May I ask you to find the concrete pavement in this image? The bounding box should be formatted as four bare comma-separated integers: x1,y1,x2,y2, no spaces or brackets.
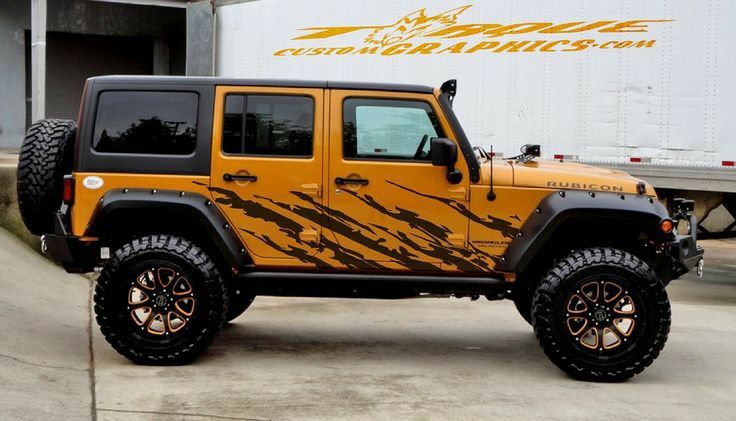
0,227,734,420
0,228,91,420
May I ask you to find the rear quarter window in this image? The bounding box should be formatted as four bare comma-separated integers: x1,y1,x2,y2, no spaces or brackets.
92,91,198,155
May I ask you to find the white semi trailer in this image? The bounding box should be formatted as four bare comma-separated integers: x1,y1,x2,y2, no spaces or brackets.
212,0,736,233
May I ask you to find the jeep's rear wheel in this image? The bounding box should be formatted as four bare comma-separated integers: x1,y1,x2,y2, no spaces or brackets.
532,248,670,382
94,235,228,364
17,119,76,235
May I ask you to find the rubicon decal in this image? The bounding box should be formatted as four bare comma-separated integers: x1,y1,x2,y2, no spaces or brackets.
546,181,624,192
275,4,671,57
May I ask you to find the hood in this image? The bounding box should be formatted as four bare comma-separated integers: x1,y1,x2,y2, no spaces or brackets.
510,160,656,196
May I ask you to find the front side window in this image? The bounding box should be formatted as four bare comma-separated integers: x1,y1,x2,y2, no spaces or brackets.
343,98,443,161
93,91,198,155
222,95,314,157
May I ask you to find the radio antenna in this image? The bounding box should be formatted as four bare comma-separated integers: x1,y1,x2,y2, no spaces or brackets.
487,145,496,201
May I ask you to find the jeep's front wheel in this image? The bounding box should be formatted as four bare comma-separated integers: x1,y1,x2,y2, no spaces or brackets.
532,248,671,382
94,235,228,365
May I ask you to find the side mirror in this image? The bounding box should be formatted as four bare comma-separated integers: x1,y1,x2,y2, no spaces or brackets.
430,137,463,184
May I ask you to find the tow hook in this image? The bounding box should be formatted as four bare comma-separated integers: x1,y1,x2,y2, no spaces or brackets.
40,235,48,255
696,258,705,278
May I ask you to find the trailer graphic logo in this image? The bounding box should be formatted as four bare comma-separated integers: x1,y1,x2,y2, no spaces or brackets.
364,5,471,47
274,5,671,56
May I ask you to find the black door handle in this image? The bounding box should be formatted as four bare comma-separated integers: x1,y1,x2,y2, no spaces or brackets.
335,177,369,186
223,173,257,182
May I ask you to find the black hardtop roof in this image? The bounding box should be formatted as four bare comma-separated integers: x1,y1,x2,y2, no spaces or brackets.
87,75,435,94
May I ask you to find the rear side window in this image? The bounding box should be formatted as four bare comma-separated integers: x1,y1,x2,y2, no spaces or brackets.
92,91,198,155
222,95,313,157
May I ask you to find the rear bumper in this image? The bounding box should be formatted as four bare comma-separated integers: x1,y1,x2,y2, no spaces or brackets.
42,209,98,273
42,234,97,273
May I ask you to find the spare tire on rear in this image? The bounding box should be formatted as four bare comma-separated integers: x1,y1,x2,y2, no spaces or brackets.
16,119,77,235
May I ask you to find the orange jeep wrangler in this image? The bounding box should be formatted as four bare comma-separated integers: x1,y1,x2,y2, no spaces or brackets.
17,76,703,381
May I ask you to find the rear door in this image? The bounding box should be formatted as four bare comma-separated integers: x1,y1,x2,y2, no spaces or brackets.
210,86,325,263
325,89,472,272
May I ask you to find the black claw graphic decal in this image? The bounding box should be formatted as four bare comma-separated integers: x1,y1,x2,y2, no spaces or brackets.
386,180,520,239
340,189,453,244
197,178,516,273
374,225,487,272
195,182,308,242
241,228,331,267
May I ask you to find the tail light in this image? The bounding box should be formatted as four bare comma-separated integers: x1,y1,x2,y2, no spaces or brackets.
62,175,74,205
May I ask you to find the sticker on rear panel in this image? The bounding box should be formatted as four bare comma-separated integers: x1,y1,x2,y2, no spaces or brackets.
82,176,104,190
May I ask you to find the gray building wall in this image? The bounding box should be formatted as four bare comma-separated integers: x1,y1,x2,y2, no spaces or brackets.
0,0,185,149
0,2,30,150
186,1,215,76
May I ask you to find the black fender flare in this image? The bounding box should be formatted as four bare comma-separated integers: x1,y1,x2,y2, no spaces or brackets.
86,188,249,267
495,190,670,273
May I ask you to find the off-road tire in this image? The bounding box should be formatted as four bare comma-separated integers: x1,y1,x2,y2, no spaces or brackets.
226,287,255,322
95,235,228,365
17,119,76,235
532,248,670,382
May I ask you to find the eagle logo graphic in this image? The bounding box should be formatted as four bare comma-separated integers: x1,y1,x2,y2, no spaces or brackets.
364,5,472,47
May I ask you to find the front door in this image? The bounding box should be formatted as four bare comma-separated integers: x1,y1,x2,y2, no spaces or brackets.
210,86,325,263
326,90,471,272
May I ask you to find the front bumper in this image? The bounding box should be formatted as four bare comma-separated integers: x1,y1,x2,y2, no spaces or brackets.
666,201,704,279
667,233,704,278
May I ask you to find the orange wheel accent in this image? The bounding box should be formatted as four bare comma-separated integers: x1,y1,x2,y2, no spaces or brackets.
603,282,623,303
167,311,187,333
157,267,176,288
566,317,588,336
602,327,622,349
566,294,588,314
136,270,156,291
175,298,196,316
130,307,152,326
612,317,636,336
579,327,599,350
172,277,193,296
129,266,196,337
613,295,636,315
580,281,599,302
128,287,149,305
565,279,639,352
147,313,166,335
